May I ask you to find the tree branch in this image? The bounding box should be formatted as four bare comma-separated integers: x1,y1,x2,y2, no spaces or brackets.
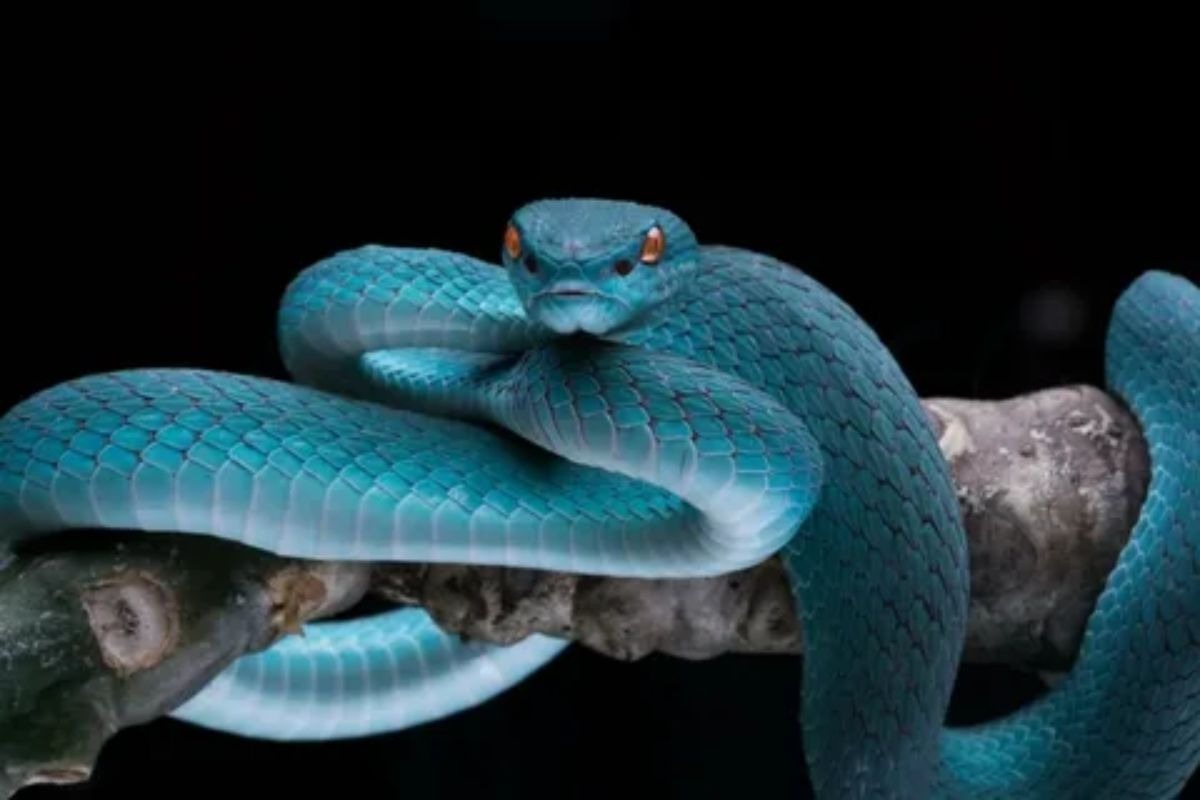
0,384,1147,797
372,384,1147,669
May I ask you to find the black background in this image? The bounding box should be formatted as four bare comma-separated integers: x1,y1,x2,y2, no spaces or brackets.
8,1,1198,798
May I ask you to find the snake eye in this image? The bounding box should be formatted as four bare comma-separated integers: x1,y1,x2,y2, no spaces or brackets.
504,223,522,260
640,225,665,264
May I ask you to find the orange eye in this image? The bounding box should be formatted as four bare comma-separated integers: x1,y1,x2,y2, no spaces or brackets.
504,223,522,260
640,225,665,264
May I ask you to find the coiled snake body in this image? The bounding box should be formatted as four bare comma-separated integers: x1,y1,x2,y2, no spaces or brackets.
1,199,1196,797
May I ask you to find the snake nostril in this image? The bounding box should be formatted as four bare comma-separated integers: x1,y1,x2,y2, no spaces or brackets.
524,253,538,274
614,259,634,277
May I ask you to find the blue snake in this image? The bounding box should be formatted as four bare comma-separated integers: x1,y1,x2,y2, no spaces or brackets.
0,198,1196,797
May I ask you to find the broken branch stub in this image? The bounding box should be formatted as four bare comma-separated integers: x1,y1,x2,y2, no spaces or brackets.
0,535,370,797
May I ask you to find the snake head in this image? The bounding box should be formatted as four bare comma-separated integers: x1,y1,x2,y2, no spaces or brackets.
501,198,700,336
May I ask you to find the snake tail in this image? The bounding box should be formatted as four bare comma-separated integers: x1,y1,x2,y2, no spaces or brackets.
933,271,1199,798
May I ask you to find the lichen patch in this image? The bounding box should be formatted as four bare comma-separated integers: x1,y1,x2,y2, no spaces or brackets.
266,566,328,637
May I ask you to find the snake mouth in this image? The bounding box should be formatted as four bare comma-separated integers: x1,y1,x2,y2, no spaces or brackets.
533,282,603,301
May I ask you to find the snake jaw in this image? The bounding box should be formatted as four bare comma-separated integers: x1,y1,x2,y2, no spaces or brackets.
525,290,633,336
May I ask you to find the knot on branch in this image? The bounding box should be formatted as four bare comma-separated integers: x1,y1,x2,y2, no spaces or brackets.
82,570,179,678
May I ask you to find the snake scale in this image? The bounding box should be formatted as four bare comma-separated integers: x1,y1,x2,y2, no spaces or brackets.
0,198,1196,797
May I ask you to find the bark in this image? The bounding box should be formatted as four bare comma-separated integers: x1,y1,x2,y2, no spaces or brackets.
0,384,1148,797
